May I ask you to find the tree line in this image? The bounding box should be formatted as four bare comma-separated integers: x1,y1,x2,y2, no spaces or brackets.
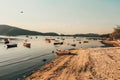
110,25,120,39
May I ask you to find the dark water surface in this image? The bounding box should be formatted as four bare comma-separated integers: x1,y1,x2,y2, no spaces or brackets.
0,36,104,80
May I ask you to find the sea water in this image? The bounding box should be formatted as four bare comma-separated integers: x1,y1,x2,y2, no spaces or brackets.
0,36,104,80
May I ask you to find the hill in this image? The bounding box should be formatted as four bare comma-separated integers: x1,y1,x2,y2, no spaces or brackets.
0,25,106,37
74,33,100,37
0,25,59,36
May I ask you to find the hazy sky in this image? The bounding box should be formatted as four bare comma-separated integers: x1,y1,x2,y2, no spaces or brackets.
0,0,120,34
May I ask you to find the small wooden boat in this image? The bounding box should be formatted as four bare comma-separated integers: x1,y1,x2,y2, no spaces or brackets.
83,41,89,43
36,36,38,39
71,44,76,47
56,50,71,55
7,43,17,48
42,59,47,62
5,41,9,44
23,43,31,48
79,42,81,44
45,38,50,41
45,39,51,43
61,38,65,40
54,42,63,45
51,39,56,40
4,39,10,44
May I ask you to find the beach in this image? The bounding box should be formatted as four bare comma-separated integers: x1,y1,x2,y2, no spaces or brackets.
0,0,120,79
25,47,120,80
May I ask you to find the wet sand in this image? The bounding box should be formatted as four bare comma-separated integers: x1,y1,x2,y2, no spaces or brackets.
25,47,120,80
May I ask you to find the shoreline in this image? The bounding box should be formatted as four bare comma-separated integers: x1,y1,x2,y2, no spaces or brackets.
25,47,120,80
100,40,114,47
101,40,120,47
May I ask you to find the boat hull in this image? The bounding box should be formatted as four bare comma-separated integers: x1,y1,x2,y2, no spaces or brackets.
7,44,17,48
23,43,31,48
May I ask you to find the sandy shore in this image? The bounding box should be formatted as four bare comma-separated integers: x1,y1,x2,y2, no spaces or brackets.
25,47,120,80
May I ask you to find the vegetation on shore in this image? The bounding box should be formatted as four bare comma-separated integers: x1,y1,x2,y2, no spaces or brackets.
110,25,120,39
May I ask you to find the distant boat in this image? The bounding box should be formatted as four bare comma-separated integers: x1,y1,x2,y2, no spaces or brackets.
7,43,17,48
36,36,38,39
45,38,49,40
20,11,23,13
54,42,63,45
50,39,56,40
45,39,51,43
30,37,32,39
79,42,81,44
55,50,71,55
42,59,47,62
61,38,65,40
83,41,89,43
23,43,31,48
4,38,10,44
71,44,76,47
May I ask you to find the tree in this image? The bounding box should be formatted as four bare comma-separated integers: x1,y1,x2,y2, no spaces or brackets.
110,25,120,39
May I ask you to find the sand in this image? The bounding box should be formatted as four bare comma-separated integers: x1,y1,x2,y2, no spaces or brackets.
25,47,120,80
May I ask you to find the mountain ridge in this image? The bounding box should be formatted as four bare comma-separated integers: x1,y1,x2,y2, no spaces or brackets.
0,25,59,36
0,25,107,37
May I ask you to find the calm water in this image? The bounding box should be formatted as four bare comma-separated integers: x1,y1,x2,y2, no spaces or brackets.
0,36,104,80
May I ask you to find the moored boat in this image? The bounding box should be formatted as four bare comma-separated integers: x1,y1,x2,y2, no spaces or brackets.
71,44,76,47
4,38,10,44
55,50,71,55
7,43,17,48
54,42,63,45
23,43,31,48
83,41,89,43
45,39,51,43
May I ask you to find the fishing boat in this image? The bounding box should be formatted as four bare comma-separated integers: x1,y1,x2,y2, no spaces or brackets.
71,44,76,47
42,59,47,62
45,38,50,41
7,43,17,48
23,43,31,48
54,42,63,45
83,41,89,43
55,49,71,55
79,42,81,44
4,38,10,44
45,39,51,43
